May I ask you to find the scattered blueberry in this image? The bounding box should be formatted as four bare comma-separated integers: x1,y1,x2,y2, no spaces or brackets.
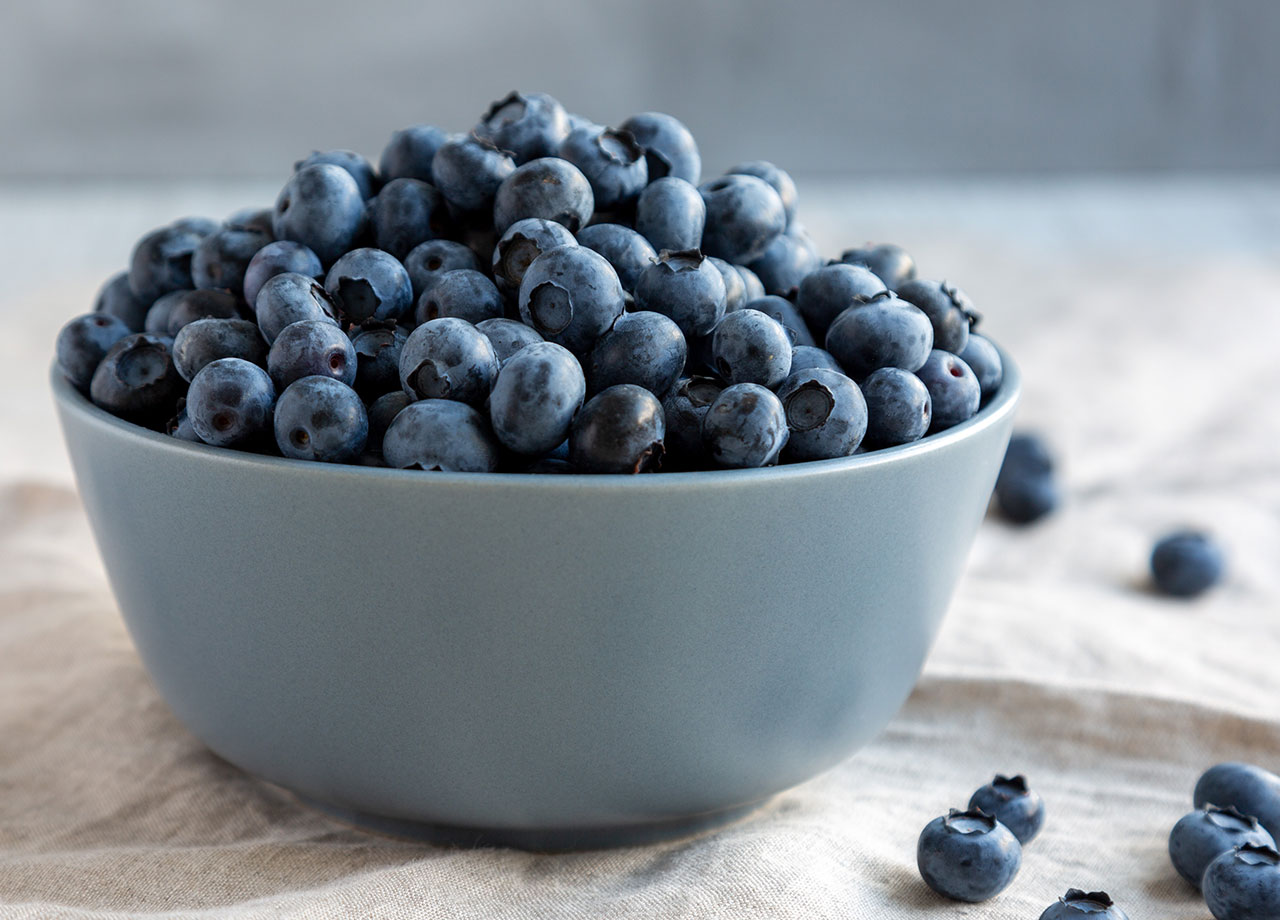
475,317,544,365
559,124,648,211
959,332,1003,399
379,124,449,183
186,358,275,447
493,217,579,297
517,245,625,356
254,272,342,344
916,349,981,431
619,112,701,184
775,368,866,461
383,399,500,472
861,367,932,447
57,313,135,392
89,333,185,425
569,384,666,473
324,247,413,324
367,178,452,261
575,223,657,294
842,243,917,291
994,433,1059,524
587,310,686,396
635,177,705,253
243,240,323,309
399,316,499,407
916,808,1022,903
267,319,358,390
796,263,887,337
896,279,978,354
1170,806,1275,888
493,157,595,235
128,222,208,303
273,163,366,264
349,321,409,398
968,775,1046,845
1196,764,1280,838
431,133,517,216
1151,531,1226,598
403,238,481,300
633,249,726,339
825,294,933,379
702,383,789,469
1203,844,1280,920
274,376,368,463
1037,890,1129,920
414,269,504,325
711,308,793,388
475,91,570,163
489,342,586,455
94,271,151,332
172,318,267,382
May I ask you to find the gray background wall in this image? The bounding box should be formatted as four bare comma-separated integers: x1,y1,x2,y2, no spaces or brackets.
1,0,1277,180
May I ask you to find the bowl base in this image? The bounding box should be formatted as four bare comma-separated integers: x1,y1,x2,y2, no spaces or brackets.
295,794,766,852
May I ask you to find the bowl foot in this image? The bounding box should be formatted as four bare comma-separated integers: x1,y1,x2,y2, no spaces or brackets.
295,794,767,851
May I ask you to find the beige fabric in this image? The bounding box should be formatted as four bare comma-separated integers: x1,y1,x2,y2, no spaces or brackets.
2,179,1279,918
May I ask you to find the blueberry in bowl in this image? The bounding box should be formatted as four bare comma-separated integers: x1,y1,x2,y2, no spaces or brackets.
52,95,1020,851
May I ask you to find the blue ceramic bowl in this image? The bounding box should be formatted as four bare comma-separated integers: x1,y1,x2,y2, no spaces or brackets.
53,354,1018,850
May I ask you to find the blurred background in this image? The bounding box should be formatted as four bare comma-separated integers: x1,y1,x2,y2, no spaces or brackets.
3,0,1278,179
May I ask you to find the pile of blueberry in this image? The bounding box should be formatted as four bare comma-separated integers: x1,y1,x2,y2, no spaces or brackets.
57,90,1005,473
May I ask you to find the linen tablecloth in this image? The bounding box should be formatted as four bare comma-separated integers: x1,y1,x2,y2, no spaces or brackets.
2,178,1278,918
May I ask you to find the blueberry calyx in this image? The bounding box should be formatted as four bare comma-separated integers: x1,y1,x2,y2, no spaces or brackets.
991,774,1031,796
943,807,998,834
1236,843,1280,865
595,128,644,165
528,282,574,334
854,289,895,306
656,249,705,272
941,280,982,327
782,380,835,431
1059,889,1116,911
1203,804,1264,832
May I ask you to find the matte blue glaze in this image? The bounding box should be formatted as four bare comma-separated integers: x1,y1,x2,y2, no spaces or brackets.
53,349,1019,850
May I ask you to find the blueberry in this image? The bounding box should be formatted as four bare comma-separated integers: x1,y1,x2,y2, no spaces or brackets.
403,239,481,300
274,376,368,464
569,384,665,474
489,342,586,455
618,112,701,184
517,245,625,356
399,317,499,407
295,149,379,201
349,321,408,399
186,358,275,447
324,248,413,324
89,333,185,425
702,383,788,469
493,157,595,235
741,295,816,348
1203,844,1280,920
273,164,366,265
223,206,275,236
254,272,341,344
728,160,798,225
57,313,135,392
699,174,786,265
861,367,932,447
662,376,724,469
746,232,821,298
493,218,579,297
167,402,202,443
796,263,887,338
896,279,978,354
635,177,705,253
379,124,449,183
1151,531,1226,598
94,271,151,332
1037,889,1130,920
191,226,271,298
128,222,208,303
414,269,504,325
736,265,766,302
144,290,188,336
825,294,933,379
842,243,917,291
431,133,517,216
706,257,747,313
586,311,686,396
366,390,411,456
916,349,981,431
633,249,726,339
916,808,1022,902
367,178,452,261
243,240,323,309
1000,433,1055,481
575,223,657,294
267,319,357,390
789,345,843,374
476,317,544,365
383,399,500,472
171,216,220,237
776,368,866,461
475,91,571,163
164,289,243,337
523,458,577,474
1196,764,1280,839
959,332,1003,398
1171,806,1275,888
996,472,1060,525
711,308,793,388
172,318,267,382
559,125,648,211
969,775,1046,845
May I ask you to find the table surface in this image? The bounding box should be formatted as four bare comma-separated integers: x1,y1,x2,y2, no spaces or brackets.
2,176,1278,918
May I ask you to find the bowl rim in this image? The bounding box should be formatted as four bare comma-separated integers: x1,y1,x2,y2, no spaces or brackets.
52,343,1019,491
